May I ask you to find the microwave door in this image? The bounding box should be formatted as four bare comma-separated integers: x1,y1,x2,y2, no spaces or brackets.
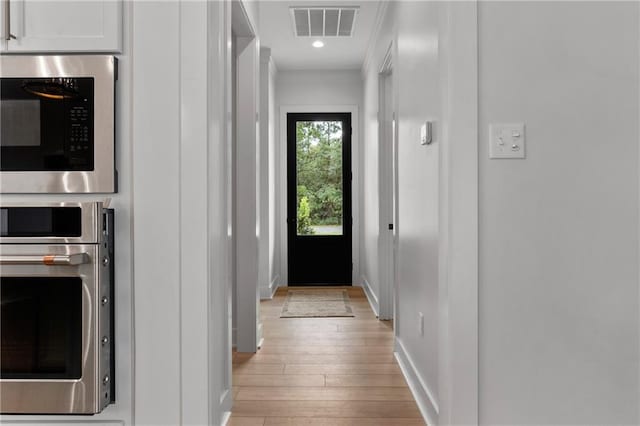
1,77,94,172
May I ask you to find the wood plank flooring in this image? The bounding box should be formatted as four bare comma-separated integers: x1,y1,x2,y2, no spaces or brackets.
229,286,425,426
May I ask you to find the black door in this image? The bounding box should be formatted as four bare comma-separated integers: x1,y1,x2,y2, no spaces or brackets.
287,112,352,285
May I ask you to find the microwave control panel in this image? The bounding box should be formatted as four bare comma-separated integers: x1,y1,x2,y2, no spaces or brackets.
67,104,93,167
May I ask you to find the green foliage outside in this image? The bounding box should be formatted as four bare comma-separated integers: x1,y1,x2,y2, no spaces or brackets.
296,121,343,235
297,195,313,235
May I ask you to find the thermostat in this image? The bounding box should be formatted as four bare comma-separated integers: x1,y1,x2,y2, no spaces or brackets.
420,122,433,145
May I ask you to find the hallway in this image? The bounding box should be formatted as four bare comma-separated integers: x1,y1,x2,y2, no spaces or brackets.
229,287,425,425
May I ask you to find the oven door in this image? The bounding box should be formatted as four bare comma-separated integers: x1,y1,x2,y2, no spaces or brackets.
0,244,110,414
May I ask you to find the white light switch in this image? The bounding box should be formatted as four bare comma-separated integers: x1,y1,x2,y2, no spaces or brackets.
490,123,526,159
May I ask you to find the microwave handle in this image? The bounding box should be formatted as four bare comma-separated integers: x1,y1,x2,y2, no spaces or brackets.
3,0,16,41
0,253,90,266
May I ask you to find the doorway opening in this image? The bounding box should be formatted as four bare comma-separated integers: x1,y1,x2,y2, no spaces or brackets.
286,112,353,285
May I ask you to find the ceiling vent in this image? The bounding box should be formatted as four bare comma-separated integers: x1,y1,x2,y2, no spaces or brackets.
290,7,359,37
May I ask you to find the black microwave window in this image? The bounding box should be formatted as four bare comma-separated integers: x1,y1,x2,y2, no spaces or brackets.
0,207,82,237
22,78,82,100
0,77,95,172
1,277,83,380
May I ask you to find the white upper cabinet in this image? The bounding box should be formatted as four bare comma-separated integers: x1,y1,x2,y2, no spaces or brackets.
2,0,121,53
0,0,7,51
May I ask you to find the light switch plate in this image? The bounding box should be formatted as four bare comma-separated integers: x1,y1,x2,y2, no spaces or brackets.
490,123,526,159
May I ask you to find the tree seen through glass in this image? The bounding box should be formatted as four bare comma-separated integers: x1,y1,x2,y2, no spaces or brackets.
296,121,343,236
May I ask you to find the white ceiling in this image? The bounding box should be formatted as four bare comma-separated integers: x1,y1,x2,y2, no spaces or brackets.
258,1,383,70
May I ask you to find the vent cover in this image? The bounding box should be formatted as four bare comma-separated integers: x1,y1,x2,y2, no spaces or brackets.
291,7,359,37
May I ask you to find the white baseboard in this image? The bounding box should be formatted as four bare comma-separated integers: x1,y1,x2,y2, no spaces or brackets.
220,388,233,425
394,338,439,425
260,274,280,300
361,275,379,317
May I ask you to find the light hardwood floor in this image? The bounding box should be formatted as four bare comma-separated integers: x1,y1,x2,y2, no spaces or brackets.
229,286,426,426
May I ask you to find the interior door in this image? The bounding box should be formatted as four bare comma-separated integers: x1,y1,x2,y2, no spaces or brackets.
287,112,352,285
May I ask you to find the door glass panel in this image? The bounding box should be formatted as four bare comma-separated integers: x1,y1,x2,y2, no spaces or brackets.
0,277,82,379
296,120,343,236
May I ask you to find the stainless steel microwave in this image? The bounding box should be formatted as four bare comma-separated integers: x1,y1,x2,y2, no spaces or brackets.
0,55,117,193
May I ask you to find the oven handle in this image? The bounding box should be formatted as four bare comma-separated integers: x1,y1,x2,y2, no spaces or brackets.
0,253,90,266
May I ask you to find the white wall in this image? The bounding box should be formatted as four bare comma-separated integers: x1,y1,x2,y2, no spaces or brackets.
362,1,640,424
478,2,639,424
132,3,181,422
366,7,455,423
277,70,363,106
393,2,444,422
276,70,363,285
363,2,640,424
363,3,451,423
131,0,232,424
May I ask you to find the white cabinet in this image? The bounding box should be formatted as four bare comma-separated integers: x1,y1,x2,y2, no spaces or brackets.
2,0,121,53
0,0,8,51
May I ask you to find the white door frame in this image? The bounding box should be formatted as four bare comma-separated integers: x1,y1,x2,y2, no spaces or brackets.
213,0,234,417
233,0,261,353
377,41,396,321
637,0,640,417
279,105,360,287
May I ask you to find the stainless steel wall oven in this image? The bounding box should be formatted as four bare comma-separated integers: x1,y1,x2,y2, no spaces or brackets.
0,55,117,193
0,202,114,414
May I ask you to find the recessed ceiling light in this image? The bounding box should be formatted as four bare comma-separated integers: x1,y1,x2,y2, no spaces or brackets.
312,40,324,48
